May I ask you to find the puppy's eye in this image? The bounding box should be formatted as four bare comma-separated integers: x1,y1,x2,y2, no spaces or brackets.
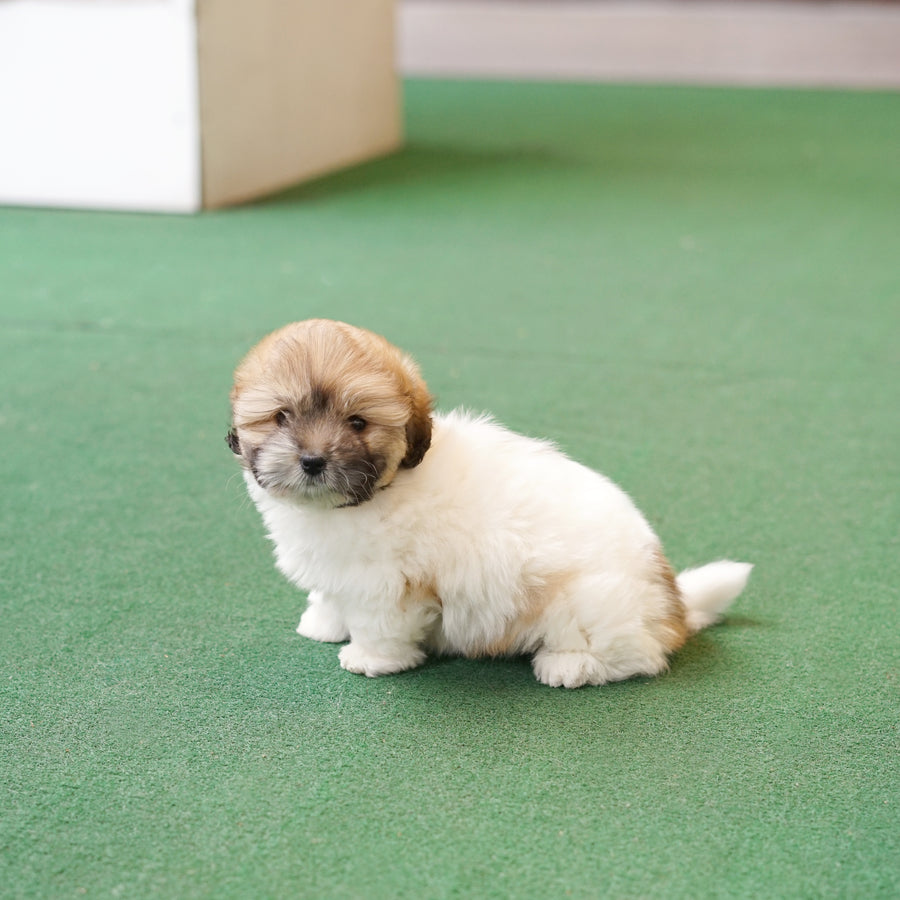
275,410,289,426
348,416,367,433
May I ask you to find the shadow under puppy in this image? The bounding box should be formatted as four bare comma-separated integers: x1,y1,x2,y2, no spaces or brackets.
227,319,751,688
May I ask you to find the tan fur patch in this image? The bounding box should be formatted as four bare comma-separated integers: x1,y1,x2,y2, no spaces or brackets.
477,570,575,658
232,320,428,425
648,546,689,653
401,577,443,612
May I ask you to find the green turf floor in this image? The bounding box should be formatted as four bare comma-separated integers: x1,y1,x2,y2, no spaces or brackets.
2,80,898,898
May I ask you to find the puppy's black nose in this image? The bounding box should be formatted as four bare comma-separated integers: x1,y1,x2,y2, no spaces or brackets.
300,454,327,477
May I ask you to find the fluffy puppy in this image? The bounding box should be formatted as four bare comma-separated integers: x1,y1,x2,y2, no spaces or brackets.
228,319,752,688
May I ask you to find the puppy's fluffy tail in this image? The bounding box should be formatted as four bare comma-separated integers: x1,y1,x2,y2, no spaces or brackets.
677,561,753,633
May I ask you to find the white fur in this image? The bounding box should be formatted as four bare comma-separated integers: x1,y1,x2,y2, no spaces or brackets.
245,410,751,688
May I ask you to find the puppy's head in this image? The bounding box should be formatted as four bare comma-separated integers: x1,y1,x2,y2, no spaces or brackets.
227,320,433,507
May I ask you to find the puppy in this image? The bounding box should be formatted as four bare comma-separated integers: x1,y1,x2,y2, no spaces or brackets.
228,319,751,688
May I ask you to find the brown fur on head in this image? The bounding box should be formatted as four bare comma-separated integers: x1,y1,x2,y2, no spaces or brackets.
228,320,433,506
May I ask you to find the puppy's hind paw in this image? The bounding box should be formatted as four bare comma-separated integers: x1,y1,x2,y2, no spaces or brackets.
338,642,425,678
532,650,607,689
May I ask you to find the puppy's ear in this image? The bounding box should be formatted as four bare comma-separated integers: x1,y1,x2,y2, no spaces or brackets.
400,375,433,469
402,408,432,469
226,427,241,456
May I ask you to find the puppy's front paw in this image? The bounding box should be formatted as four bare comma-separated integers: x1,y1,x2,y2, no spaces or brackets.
338,642,425,678
297,598,349,643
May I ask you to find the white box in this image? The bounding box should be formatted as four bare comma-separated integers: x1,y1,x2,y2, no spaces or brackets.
0,0,401,213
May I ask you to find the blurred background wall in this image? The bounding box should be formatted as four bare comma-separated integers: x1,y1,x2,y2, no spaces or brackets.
398,0,900,88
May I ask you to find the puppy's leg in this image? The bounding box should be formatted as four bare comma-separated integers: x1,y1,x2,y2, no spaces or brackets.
338,592,440,678
531,622,605,689
297,591,350,643
531,575,671,688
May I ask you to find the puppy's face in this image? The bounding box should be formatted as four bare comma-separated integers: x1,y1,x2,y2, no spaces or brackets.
228,320,432,507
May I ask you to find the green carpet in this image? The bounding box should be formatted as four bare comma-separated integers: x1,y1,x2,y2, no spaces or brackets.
2,80,898,898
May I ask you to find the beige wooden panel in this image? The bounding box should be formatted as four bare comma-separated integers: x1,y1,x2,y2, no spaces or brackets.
197,0,401,208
